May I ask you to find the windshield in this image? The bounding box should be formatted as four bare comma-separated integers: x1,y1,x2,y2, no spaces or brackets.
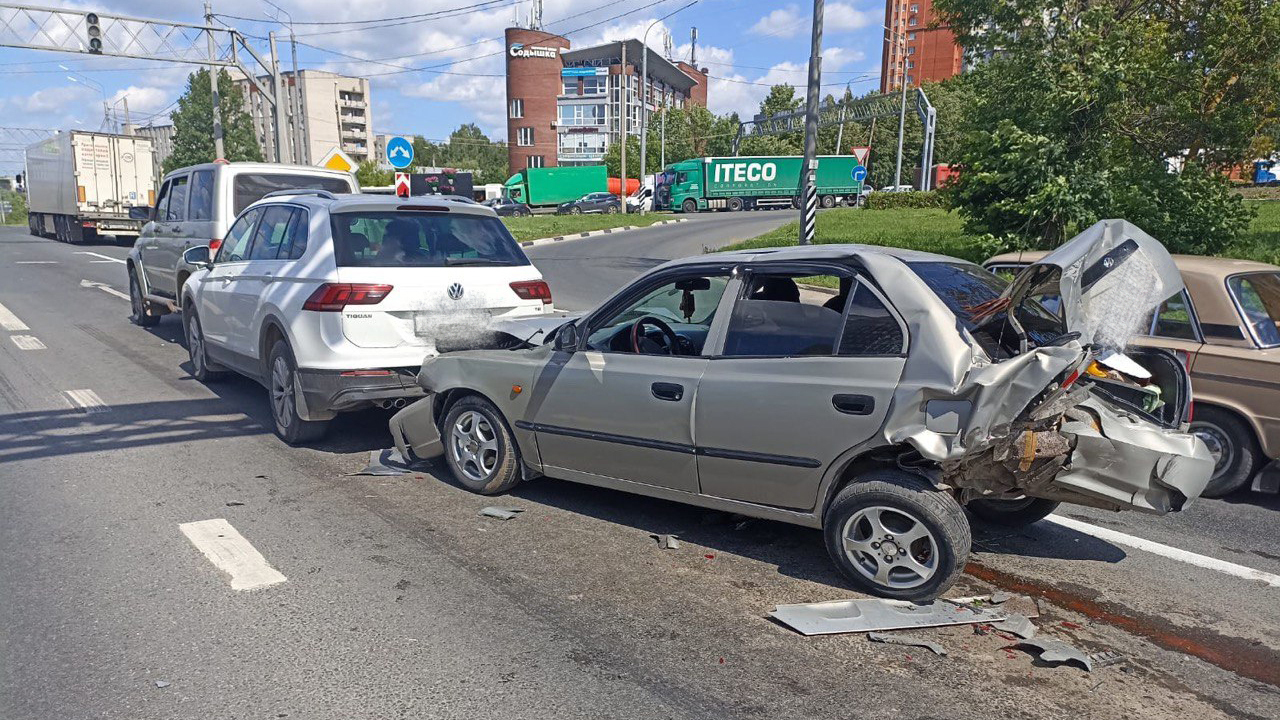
330,211,530,268
909,261,1062,356
232,173,353,215
1228,272,1280,347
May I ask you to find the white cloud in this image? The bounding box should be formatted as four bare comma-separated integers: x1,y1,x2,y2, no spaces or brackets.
827,2,881,32
748,5,806,39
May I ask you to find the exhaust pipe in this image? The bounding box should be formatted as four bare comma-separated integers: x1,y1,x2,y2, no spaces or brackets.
391,398,407,409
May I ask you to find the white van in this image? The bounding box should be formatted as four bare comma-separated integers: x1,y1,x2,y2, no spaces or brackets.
127,162,358,321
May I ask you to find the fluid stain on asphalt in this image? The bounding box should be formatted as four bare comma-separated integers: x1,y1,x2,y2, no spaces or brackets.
966,562,1280,688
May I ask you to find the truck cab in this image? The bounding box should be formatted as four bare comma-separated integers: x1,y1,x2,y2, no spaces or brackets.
665,160,704,214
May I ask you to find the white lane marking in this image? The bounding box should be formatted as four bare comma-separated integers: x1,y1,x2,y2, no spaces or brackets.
90,260,120,264
80,278,130,301
0,301,30,331
1046,514,1280,588
179,519,287,591
14,260,56,264
74,250,126,264
11,335,46,350
63,388,110,414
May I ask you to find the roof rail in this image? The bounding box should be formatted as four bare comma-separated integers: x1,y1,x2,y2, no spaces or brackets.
260,189,338,201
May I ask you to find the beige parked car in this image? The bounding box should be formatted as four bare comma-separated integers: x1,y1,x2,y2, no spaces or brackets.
986,251,1280,497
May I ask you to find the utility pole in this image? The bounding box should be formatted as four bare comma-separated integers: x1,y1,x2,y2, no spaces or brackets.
205,2,224,159
893,28,908,190
620,40,627,214
268,32,289,163
834,105,846,154
660,108,666,168
797,0,823,245
289,38,305,164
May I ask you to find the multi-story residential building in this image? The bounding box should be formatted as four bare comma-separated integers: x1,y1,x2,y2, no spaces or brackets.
880,0,964,93
234,69,374,165
134,122,175,179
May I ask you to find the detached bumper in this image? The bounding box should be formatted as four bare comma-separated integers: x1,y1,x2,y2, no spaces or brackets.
1252,459,1280,494
297,368,424,413
389,396,443,461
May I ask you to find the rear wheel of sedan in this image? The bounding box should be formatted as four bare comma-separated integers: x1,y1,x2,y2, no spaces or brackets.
823,469,970,601
966,497,1060,527
442,396,521,495
267,339,328,446
1192,407,1258,498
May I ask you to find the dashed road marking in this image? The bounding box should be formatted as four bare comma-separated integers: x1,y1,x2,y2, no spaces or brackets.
179,519,288,591
74,251,126,264
62,388,109,414
79,278,130,301
1046,514,1280,588
14,260,56,264
0,301,29,331
10,335,46,350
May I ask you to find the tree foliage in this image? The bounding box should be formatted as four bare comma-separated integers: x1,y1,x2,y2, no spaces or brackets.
933,0,1277,252
355,160,393,187
410,124,509,184
165,69,261,173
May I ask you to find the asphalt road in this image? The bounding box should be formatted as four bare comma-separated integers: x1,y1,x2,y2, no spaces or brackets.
1,221,1278,720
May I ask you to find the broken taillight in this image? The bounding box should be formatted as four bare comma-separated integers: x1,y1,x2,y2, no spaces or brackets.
303,283,393,311
510,280,553,305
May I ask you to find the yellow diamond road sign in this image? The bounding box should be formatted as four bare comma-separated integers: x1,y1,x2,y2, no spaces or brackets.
318,147,356,173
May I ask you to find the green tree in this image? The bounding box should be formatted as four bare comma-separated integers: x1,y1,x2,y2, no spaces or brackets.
165,68,261,173
355,160,392,187
1,188,27,225
602,134,642,178
933,0,1276,252
408,125,509,184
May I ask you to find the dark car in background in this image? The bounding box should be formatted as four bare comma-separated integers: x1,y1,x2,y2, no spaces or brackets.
484,197,532,217
556,192,620,215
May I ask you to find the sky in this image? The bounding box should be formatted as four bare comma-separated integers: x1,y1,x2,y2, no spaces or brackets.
0,0,889,172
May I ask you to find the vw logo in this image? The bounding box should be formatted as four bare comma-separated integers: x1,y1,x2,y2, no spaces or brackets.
447,283,464,300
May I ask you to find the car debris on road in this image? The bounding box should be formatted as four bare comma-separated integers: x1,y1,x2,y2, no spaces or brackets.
479,506,524,520
769,597,1008,636
650,533,681,550
1015,637,1096,671
867,631,948,656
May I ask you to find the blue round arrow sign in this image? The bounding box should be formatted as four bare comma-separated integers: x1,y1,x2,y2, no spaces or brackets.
386,136,415,170
851,165,868,183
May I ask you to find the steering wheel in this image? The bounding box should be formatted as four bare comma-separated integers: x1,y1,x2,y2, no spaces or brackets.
630,315,682,355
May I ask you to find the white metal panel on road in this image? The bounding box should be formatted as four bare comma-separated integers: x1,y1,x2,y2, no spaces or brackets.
0,301,29,331
179,519,288,591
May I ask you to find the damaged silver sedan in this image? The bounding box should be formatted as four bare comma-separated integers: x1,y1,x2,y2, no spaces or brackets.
389,219,1213,600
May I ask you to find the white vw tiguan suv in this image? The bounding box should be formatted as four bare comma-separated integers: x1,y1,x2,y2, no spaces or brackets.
177,191,554,444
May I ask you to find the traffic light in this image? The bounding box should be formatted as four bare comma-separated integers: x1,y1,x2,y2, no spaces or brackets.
85,13,102,54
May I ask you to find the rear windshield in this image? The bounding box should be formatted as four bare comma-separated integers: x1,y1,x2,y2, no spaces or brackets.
909,261,1061,356
1228,272,1280,347
330,211,530,268
233,173,353,214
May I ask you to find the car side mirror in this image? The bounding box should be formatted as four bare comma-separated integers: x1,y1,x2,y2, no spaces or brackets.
553,321,579,352
183,245,212,270
128,206,154,221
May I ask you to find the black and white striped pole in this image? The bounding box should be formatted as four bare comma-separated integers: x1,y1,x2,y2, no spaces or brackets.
797,0,823,245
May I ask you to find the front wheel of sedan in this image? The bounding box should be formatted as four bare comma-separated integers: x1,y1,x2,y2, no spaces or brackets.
442,396,521,495
823,469,970,601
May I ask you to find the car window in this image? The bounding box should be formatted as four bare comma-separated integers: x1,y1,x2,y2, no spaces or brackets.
1147,290,1198,341
910,261,1061,355
329,211,529,268
232,173,353,215
586,273,729,354
215,208,262,263
1228,272,1280,347
165,174,189,222
248,206,295,260
188,170,214,221
722,273,849,357
839,282,905,355
154,179,172,220
279,209,309,260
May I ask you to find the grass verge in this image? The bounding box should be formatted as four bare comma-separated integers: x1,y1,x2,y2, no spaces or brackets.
502,213,675,243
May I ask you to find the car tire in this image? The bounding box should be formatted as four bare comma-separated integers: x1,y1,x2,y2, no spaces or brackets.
442,395,521,495
1192,407,1258,498
966,497,1060,527
606,204,618,214
823,469,970,601
184,309,226,382
570,206,582,215
128,267,160,327
267,339,328,446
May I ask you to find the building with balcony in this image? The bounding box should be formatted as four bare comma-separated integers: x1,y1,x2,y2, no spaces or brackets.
504,28,707,171
234,69,374,165
880,0,964,93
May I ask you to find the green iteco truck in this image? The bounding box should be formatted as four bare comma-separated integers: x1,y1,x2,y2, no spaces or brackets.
503,165,607,209
661,155,864,213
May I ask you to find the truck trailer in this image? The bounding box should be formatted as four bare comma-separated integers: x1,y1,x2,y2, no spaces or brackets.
662,155,865,213
25,131,156,244
503,165,607,208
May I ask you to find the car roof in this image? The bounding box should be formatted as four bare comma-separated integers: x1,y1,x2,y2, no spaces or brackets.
985,249,1280,279
249,192,496,217
669,243,969,268
163,162,354,180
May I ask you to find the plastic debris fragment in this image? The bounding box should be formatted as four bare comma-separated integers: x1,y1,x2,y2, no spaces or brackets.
479,506,524,520
1016,638,1094,670
868,632,948,656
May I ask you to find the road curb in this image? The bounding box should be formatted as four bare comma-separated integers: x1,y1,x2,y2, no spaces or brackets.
518,218,688,247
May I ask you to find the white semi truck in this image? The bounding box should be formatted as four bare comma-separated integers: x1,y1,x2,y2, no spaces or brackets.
25,131,156,244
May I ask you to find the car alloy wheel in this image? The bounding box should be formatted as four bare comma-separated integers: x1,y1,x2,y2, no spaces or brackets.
841,505,939,590
271,355,295,431
449,410,499,482
188,316,206,374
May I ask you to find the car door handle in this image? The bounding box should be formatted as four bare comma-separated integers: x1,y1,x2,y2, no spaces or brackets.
651,382,684,402
218,275,232,284
832,394,874,415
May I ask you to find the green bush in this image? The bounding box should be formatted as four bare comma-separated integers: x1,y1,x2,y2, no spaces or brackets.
865,190,945,210
0,189,27,226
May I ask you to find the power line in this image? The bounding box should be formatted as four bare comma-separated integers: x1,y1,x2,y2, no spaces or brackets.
214,1,513,27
